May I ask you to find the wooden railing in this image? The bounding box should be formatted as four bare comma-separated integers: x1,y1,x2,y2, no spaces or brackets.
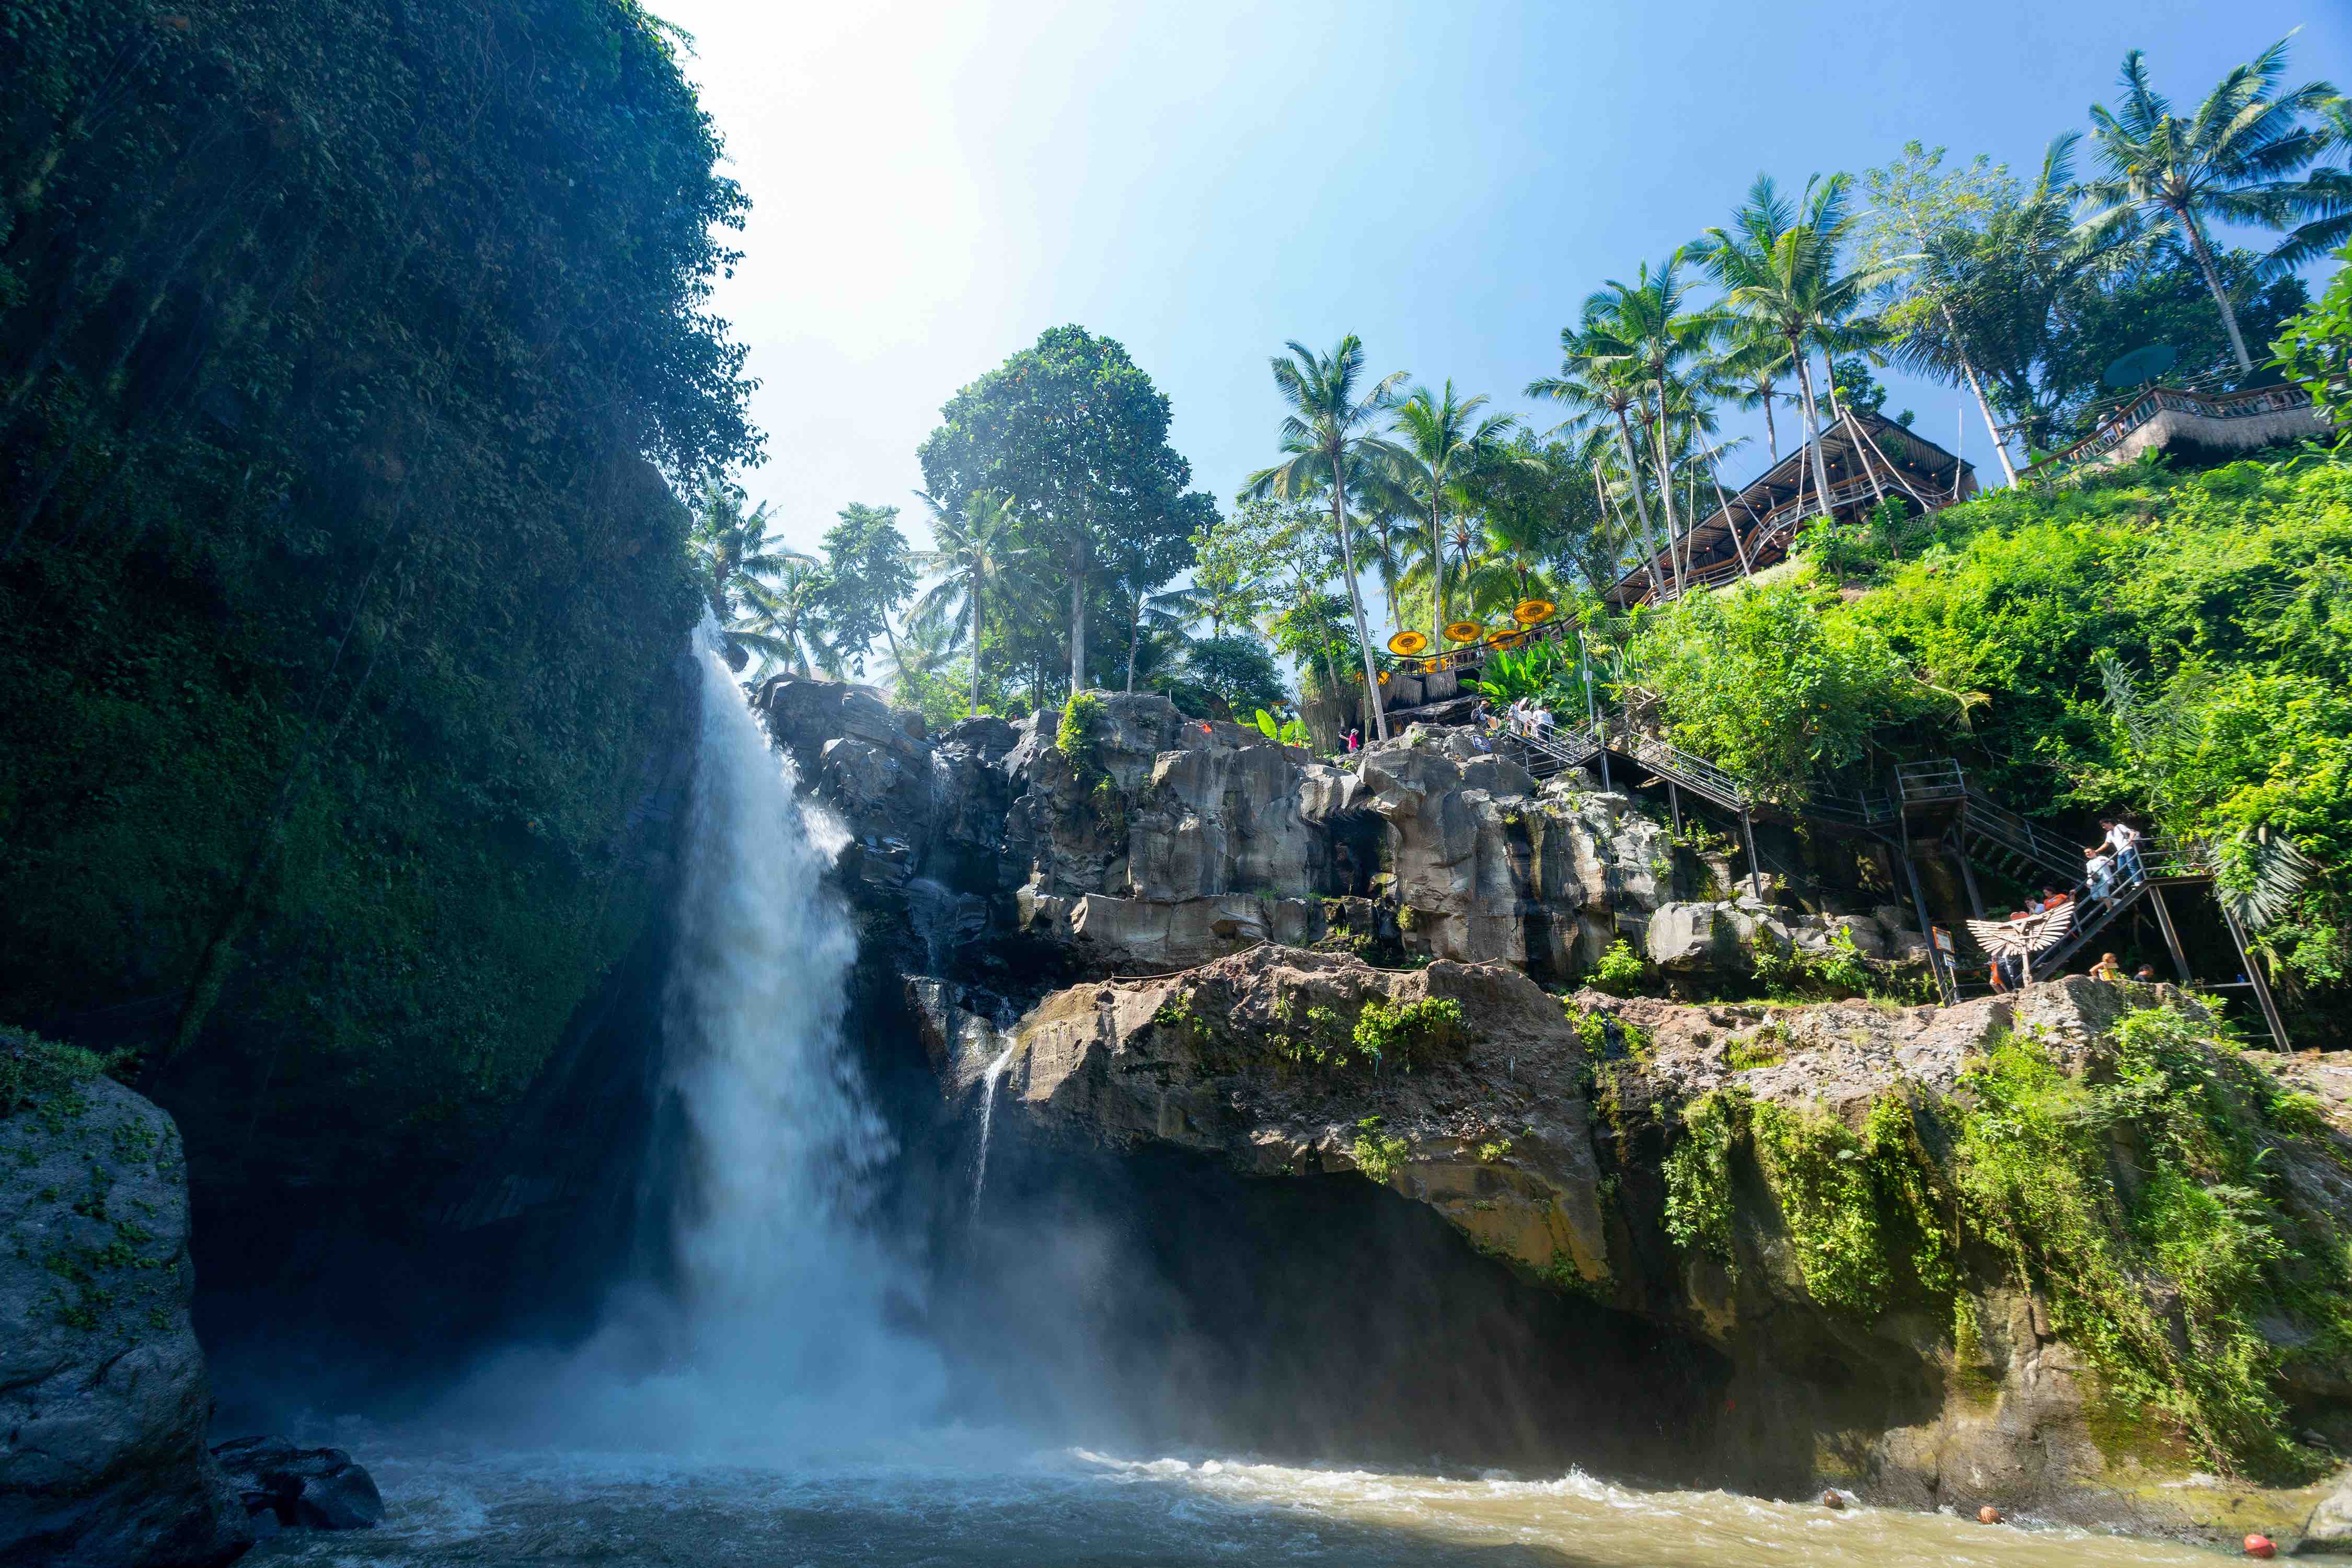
2022,383,2315,478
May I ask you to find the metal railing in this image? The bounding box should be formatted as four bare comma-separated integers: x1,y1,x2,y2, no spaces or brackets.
1894,758,1965,804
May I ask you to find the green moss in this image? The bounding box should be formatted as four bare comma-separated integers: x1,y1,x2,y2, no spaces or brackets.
1663,1089,1742,1264
1590,939,1645,996
0,1024,118,1129
1723,1024,1789,1070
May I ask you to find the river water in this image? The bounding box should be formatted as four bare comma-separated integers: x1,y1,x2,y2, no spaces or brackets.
246,1445,2223,1566
266,632,2222,1565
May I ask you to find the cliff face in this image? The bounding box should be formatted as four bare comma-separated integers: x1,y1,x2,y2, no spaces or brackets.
921,950,2352,1541
763,681,2352,1546
756,681,1922,985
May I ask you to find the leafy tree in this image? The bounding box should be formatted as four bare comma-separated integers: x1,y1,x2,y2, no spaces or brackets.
1107,490,1212,690
737,559,838,679
1242,337,1408,739
1529,325,1673,600
2073,38,2342,374
1388,381,1516,649
910,488,1024,717
2273,242,2352,436
1582,250,1722,592
1462,434,1619,598
917,326,1210,697
2046,249,2308,425
820,502,916,673
1626,580,1937,801
1173,635,1288,719
1157,515,1274,639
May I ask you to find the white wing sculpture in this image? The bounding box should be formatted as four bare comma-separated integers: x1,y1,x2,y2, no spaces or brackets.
1966,905,2076,984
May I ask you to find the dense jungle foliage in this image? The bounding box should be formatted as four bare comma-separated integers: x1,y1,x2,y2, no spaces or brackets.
0,1,755,1211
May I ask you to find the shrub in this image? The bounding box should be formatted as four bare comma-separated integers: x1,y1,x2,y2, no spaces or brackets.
1591,939,1645,996
1352,996,1468,1069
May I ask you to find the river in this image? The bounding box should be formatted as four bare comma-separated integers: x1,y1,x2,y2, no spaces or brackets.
244,1443,2226,1566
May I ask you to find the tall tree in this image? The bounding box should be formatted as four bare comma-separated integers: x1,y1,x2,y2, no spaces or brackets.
2074,38,2342,374
1529,334,1671,602
1156,514,1275,640
1694,173,1898,518
917,326,1209,697
1389,381,1516,650
1241,337,1406,740
1583,251,1720,595
910,488,1024,718
820,501,915,673
687,480,814,669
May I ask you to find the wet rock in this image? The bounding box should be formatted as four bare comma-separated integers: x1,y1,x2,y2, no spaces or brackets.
210,1437,384,1530
2303,1469,2352,1552
0,1069,252,1568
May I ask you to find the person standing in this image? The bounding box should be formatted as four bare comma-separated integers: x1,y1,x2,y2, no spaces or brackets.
2089,818,2143,884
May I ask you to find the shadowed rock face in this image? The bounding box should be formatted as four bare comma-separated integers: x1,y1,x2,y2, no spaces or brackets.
905,950,2352,1538
1,1076,251,1567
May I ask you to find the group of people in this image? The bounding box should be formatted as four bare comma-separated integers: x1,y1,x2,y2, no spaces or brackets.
1984,816,2152,993
1496,697,1553,741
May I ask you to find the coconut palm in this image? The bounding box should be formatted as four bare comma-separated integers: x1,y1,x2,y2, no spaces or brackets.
1715,325,1792,464
687,480,816,669
1529,332,1674,602
1693,173,1899,521
1241,337,1408,740
2074,39,2343,374
736,558,838,681
1387,382,1516,652
1581,251,1722,594
909,488,1023,718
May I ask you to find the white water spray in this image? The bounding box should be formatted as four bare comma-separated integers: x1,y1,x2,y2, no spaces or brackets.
970,1036,1021,1207
649,617,943,1436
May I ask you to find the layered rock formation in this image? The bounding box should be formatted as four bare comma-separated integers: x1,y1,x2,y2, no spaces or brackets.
1,1065,251,1567
756,681,1929,987
925,949,2352,1542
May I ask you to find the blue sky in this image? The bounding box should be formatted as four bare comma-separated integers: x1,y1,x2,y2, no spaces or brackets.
659,0,2352,573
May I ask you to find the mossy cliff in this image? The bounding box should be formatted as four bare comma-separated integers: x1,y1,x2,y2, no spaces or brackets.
0,0,748,1244
933,948,2352,1540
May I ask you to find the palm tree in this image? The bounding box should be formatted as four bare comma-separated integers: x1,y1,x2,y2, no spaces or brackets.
687,480,815,669
1530,335,1672,602
1715,325,1791,465
1242,337,1407,741
736,559,837,680
2074,39,2342,374
910,488,1022,718
1583,251,1721,595
1694,173,1898,521
1389,381,1516,653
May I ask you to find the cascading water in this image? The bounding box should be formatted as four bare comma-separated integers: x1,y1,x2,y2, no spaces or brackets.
969,1036,1022,1206
643,616,944,1440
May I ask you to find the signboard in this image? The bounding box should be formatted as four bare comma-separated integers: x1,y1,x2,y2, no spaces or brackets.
1931,926,1956,955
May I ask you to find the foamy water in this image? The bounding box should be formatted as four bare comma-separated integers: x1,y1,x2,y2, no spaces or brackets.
244,1447,2226,1566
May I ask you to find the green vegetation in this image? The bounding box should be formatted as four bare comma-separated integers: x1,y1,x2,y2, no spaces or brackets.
0,0,753,1203
1350,996,1468,1069
1590,940,1646,996
1659,1004,2352,1477
1,1024,116,1126
1350,1115,1411,1183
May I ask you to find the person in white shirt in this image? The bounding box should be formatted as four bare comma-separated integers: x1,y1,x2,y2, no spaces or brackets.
2083,846,2115,901
2088,818,2142,884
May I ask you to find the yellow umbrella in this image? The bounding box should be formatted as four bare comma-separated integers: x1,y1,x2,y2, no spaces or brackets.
1444,619,1485,644
1387,630,1429,656
1514,598,1557,625
1420,657,1442,673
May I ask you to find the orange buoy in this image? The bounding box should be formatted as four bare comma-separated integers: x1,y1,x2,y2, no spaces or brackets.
2245,1534,2277,1559
1819,1491,1844,1510
1977,1505,2002,1525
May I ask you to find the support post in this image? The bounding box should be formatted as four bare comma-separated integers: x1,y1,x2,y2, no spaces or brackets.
1898,848,1950,1005
1668,780,1682,837
1739,806,1765,901
2148,884,2193,985
2217,899,2291,1050
1954,843,1987,920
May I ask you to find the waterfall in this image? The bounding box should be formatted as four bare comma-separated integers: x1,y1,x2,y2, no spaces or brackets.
970,1036,1021,1207
621,620,943,1443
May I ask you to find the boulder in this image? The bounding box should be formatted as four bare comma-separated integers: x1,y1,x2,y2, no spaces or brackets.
210,1437,384,1531
2303,1469,2352,1553
0,1067,251,1567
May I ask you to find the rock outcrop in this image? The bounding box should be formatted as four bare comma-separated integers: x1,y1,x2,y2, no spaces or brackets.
211,1437,383,1535
1,1063,251,1567
755,682,1918,990
950,950,2352,1543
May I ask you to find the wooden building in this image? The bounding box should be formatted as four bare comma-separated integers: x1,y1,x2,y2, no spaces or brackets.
1604,410,1978,609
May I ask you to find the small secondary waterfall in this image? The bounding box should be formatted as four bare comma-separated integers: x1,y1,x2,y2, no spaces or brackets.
633,619,942,1438
970,1036,1021,1206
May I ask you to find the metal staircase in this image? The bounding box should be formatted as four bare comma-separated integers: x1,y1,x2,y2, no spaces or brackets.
1501,724,1601,780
